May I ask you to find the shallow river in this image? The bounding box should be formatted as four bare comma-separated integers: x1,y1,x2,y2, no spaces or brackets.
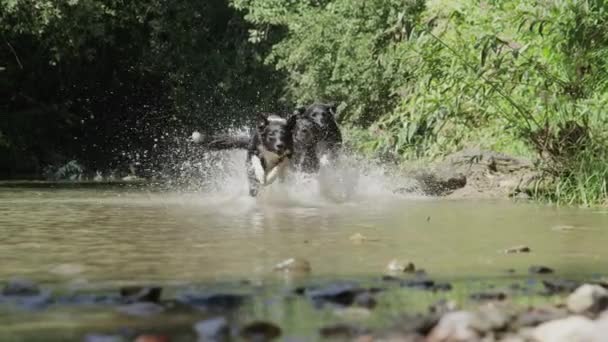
1,181,607,285
1,164,608,340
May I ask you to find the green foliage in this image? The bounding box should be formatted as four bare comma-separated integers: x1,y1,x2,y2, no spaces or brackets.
236,0,608,205
0,0,283,177
233,0,426,123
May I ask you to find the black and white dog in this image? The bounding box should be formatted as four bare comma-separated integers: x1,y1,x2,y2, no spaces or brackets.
192,103,342,197
245,113,297,196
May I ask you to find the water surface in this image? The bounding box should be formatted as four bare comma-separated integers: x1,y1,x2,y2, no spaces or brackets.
1,182,606,285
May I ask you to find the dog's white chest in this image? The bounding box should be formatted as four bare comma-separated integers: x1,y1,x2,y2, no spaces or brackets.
251,149,288,186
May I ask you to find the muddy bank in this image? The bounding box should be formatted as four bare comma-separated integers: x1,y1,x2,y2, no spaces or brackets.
398,148,539,200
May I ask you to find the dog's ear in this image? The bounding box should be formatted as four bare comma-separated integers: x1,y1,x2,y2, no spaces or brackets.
256,113,269,132
293,106,306,116
327,102,338,116
286,114,298,132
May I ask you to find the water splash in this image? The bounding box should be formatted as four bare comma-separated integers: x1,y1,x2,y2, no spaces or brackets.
154,128,425,205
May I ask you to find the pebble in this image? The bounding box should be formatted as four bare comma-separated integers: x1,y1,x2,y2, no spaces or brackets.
386,259,416,273
240,321,281,341
194,317,230,341
529,265,554,274
273,258,311,274
566,284,608,315
504,245,531,254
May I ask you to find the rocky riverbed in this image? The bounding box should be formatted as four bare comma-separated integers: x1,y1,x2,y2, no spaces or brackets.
2,262,608,342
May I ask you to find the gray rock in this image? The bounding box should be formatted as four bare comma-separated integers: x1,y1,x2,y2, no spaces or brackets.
194,317,230,341
116,302,164,317
2,278,40,296
516,306,569,327
532,316,595,342
504,245,531,254
83,334,125,342
567,284,608,315
529,265,554,274
240,321,281,341
427,311,480,342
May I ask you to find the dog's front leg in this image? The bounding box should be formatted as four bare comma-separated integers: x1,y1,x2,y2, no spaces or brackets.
246,154,263,197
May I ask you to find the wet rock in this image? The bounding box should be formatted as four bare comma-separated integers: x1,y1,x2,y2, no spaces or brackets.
516,306,569,327
306,283,366,307
413,171,467,196
56,293,121,306
177,293,247,311
401,279,436,290
273,258,311,274
319,324,366,339
353,292,377,309
529,265,554,274
333,307,372,320
567,284,608,315
531,316,595,342
386,259,416,273
134,335,170,342
240,321,281,341
395,314,441,335
429,299,458,315
83,334,125,342
116,302,165,317
2,278,40,296
0,278,51,310
474,303,514,332
504,245,531,254
542,279,580,295
120,286,162,303
469,291,507,301
427,311,479,342
194,317,230,341
49,263,84,276
350,233,378,244
381,275,402,282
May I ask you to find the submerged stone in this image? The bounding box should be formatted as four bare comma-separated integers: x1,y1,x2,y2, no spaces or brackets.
469,291,507,301
83,334,125,342
240,321,281,341
307,283,364,307
2,278,40,296
542,279,581,295
319,324,367,339
177,293,247,311
120,286,162,303
386,259,416,273
0,278,52,310
273,258,311,274
194,317,230,341
504,245,531,254
529,265,554,274
116,302,165,317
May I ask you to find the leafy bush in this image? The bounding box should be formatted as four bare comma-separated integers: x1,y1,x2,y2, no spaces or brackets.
235,0,608,205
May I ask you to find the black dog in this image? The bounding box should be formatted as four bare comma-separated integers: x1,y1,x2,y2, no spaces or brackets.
293,103,342,166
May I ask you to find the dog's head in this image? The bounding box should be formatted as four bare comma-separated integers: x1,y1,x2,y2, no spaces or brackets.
294,103,337,129
256,113,297,156
293,115,321,146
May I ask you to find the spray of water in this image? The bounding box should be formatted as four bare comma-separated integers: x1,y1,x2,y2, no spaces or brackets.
151,127,425,207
